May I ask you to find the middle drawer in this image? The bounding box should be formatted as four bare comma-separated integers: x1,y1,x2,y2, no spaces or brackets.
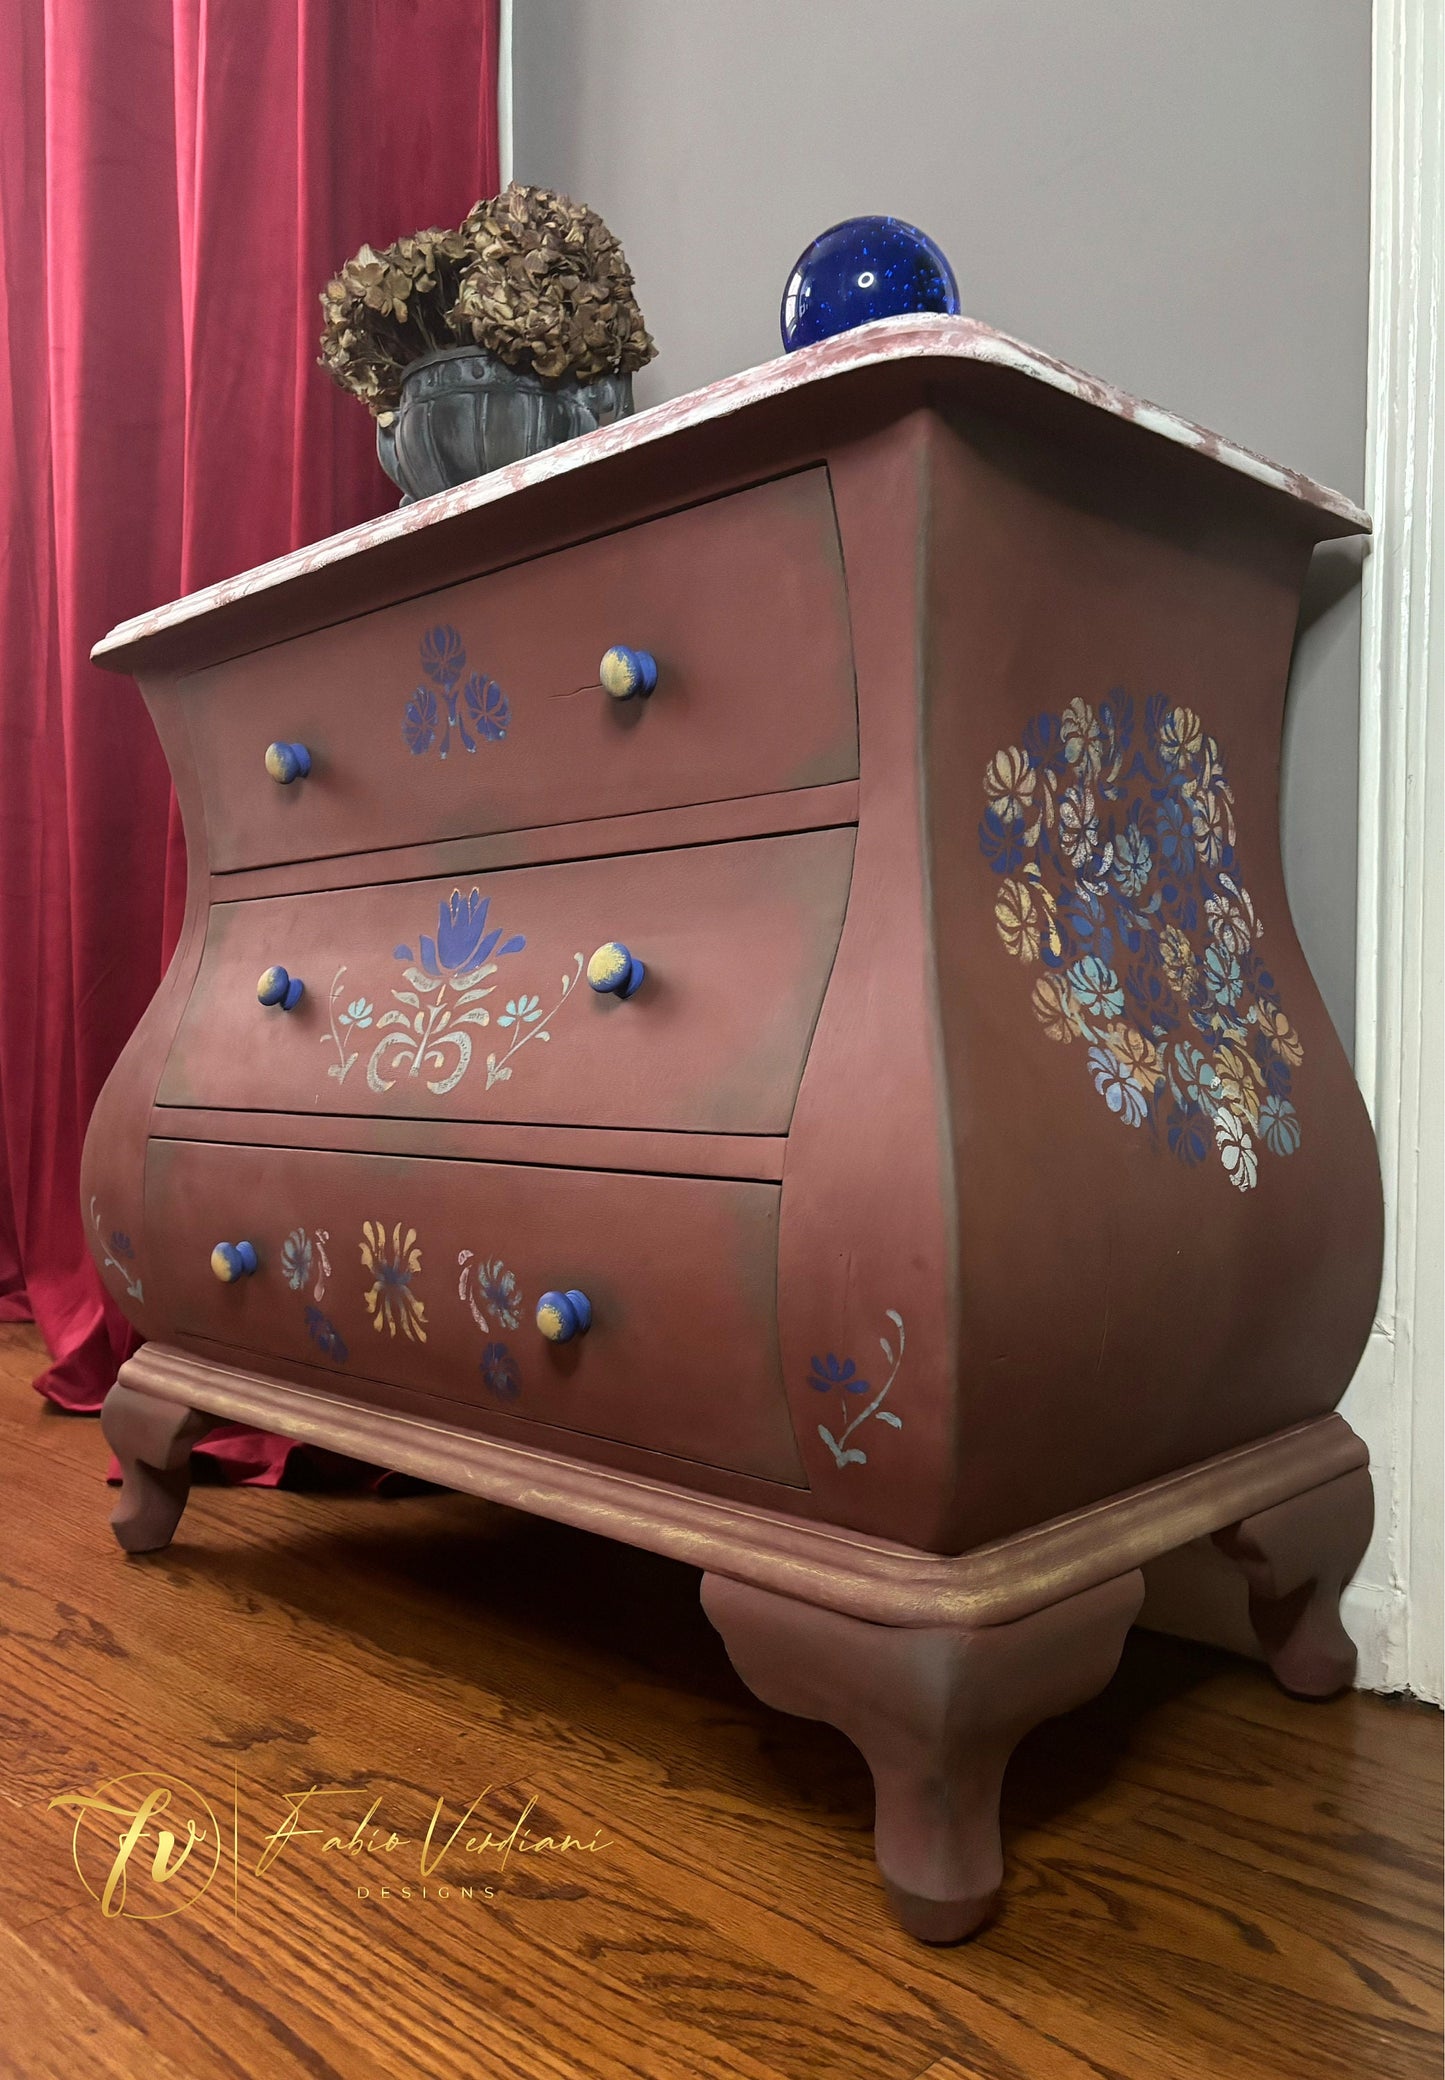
162,828,854,1133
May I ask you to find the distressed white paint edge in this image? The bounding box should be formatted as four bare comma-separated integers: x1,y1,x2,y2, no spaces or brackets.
496,0,514,188
92,314,1367,663
1345,0,1443,1701
1344,1577,1412,1691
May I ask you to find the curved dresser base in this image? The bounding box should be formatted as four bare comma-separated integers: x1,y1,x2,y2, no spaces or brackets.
106,1344,1372,1945
111,1342,1365,1623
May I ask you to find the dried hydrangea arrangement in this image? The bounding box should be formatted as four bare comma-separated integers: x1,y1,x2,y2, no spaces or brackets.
452,184,656,383
318,184,655,416
318,229,472,414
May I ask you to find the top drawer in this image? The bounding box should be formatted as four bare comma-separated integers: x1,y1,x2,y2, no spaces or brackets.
182,471,858,872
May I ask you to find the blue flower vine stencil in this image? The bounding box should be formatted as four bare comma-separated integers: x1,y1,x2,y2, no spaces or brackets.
979,691,1303,1193
811,1310,905,1469
458,1250,522,1332
403,624,510,758
320,984,373,1084
90,1198,142,1303
280,1224,348,1363
304,1306,349,1364
321,885,583,1099
280,1227,314,1291
458,1249,524,1400
480,1343,521,1401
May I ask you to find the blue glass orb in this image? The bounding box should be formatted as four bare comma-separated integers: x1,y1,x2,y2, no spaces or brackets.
781,216,959,352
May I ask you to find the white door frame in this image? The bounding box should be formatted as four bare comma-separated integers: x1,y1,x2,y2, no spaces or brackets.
497,0,515,187
1343,0,1443,1700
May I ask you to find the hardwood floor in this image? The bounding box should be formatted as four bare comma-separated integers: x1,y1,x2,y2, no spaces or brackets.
0,1321,1438,2080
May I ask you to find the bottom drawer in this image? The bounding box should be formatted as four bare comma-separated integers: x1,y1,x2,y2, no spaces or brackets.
144,1139,802,1485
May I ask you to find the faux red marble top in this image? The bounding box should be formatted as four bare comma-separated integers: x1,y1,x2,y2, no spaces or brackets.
93,313,1370,664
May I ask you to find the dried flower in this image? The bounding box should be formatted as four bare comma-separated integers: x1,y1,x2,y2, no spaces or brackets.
318,188,654,415
451,183,655,383
318,227,473,414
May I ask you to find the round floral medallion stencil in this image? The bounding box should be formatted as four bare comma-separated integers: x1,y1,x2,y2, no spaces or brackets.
978,690,1303,1192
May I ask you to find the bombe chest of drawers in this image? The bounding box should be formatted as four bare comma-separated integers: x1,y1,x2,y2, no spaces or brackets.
85,318,1382,1942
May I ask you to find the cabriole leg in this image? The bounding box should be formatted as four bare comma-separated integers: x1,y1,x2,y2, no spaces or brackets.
701,1568,1144,1943
1212,1466,1374,1697
100,1381,216,1553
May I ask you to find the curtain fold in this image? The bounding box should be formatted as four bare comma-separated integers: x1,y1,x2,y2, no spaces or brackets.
1,0,500,1472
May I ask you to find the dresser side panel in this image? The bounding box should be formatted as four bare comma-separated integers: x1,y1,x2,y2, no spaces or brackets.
80,679,210,1343
922,410,1382,1548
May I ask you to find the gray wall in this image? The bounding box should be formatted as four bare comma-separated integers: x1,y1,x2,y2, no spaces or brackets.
515,0,1371,1050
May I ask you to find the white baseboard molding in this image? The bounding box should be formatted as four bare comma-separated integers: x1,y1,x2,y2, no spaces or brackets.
1341,1577,1412,1694
1350,0,1444,1713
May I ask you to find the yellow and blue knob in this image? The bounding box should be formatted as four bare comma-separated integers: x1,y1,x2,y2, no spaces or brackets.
586,941,645,998
256,964,304,1011
210,1240,258,1283
264,740,311,784
598,646,657,701
536,1288,592,1343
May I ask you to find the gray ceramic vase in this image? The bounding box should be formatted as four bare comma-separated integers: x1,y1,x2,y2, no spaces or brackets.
376,346,635,502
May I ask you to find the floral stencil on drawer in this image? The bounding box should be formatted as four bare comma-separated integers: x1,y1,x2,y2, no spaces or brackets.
279,1224,348,1363
979,691,1302,1192
177,471,857,872
458,1251,524,1401
319,885,577,1100
144,1140,804,1484
162,829,854,1134
402,624,510,759
359,1221,428,1341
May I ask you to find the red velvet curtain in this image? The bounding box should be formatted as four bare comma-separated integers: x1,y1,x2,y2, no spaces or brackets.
0,0,500,1463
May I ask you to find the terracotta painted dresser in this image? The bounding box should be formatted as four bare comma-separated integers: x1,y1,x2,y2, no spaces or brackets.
85,317,1383,1943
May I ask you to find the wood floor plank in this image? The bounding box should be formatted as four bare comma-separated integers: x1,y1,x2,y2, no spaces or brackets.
0,1921,201,2080
0,1323,1439,2080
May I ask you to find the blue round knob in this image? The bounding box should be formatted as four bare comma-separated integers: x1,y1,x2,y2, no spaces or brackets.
586,942,645,998
536,1289,592,1343
256,965,304,1011
210,1240,258,1283
598,646,657,701
264,740,311,784
781,216,959,352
